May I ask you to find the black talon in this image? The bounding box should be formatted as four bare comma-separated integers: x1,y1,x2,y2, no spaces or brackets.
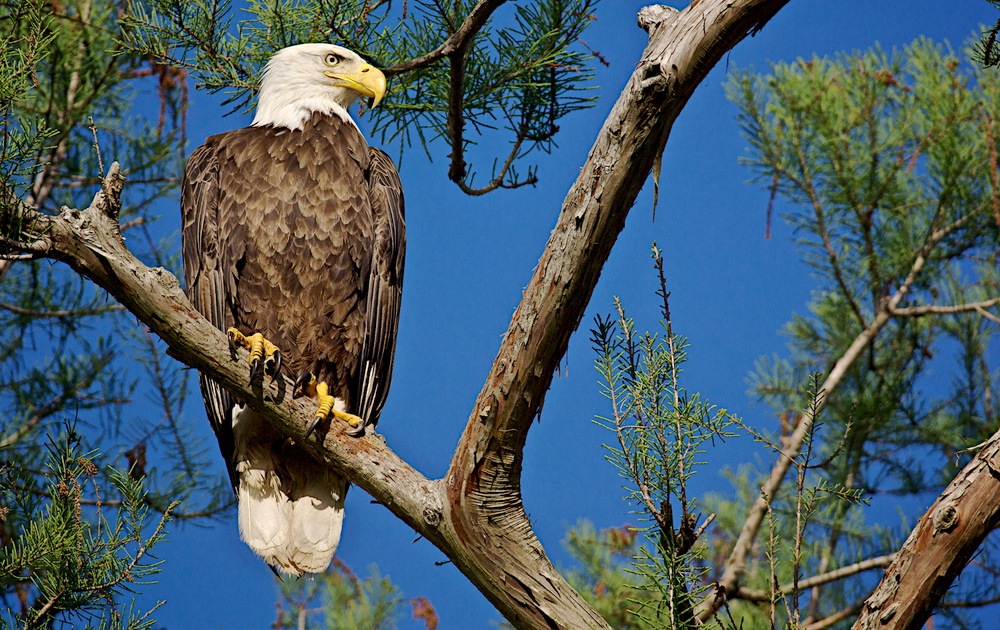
293,371,313,398
346,420,367,438
268,350,282,381
304,416,322,439
228,330,239,360
249,357,264,382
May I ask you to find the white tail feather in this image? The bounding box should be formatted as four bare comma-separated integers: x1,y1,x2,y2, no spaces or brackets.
233,405,347,575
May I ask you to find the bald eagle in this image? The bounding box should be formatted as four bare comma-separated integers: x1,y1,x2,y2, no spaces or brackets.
181,43,404,575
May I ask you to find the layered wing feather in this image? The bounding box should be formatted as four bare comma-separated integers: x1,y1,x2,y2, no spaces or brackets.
181,141,239,490
355,147,405,428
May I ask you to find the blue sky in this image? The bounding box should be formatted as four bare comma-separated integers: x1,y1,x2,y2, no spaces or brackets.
134,2,996,628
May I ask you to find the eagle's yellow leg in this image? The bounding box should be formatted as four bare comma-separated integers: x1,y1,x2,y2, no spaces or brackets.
295,374,363,437
315,382,363,428
228,328,282,380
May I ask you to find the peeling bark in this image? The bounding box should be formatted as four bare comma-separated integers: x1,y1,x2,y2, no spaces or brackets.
854,431,1000,630
10,1,792,627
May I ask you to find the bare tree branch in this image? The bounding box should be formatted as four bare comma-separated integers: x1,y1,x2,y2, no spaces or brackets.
804,600,865,630
382,0,507,75
737,554,896,602
941,594,1000,608
977,305,1000,325
427,0,538,193
443,0,790,624
0,301,124,318
889,297,1000,318
854,428,1000,629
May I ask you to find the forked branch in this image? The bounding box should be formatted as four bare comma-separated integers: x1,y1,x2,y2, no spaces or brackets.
15,2,793,627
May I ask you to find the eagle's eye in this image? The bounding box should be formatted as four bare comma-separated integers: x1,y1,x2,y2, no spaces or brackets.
324,52,341,66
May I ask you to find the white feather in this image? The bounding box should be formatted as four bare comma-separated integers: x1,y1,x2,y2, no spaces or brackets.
251,43,364,131
288,476,348,573
232,404,347,575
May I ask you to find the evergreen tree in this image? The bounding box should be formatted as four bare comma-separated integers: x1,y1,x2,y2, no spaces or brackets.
0,0,232,623
576,37,999,629
720,38,999,625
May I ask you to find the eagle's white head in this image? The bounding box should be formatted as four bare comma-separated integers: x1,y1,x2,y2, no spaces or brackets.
251,43,387,131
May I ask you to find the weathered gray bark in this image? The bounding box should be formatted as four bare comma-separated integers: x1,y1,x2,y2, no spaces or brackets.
853,430,1000,630
445,1,791,625
13,1,790,627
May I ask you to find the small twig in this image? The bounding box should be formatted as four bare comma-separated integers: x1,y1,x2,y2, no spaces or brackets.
801,599,865,630
692,512,715,541
737,553,896,601
889,296,1000,318
940,593,1000,608
453,132,537,195
0,234,50,255
383,0,507,75
88,116,104,177
120,216,148,231
977,305,1000,325
576,37,609,67
794,134,866,330
0,301,124,318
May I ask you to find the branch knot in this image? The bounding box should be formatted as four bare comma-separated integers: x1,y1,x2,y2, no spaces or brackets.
932,503,959,535
92,161,125,222
638,5,680,34
422,502,442,528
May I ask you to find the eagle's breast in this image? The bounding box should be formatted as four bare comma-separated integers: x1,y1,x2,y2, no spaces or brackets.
216,112,375,406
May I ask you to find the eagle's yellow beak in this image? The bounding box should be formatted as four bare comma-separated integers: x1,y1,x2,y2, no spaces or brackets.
325,63,386,108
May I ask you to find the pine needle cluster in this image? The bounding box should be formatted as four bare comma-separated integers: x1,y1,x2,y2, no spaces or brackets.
0,425,174,629
588,246,737,628
122,0,601,192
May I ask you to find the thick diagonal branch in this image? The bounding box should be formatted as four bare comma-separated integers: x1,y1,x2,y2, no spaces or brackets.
853,430,1000,629
444,0,790,626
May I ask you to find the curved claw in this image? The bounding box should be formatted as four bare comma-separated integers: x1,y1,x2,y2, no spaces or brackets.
249,357,264,382
345,420,367,438
293,371,314,399
268,350,282,381
303,415,323,439
227,329,240,360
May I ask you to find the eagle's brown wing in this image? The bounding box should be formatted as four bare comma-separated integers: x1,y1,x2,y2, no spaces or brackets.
354,147,405,429
181,138,241,491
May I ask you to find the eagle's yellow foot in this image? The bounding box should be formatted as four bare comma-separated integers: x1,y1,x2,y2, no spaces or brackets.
227,328,282,381
293,372,364,438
